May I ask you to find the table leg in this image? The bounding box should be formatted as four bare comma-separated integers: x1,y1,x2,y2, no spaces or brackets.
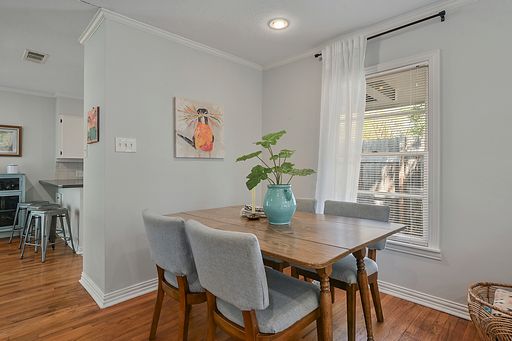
316,266,333,341
353,249,374,341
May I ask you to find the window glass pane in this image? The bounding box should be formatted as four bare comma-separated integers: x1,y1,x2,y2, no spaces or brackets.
357,193,428,246
360,64,429,245
358,155,426,195
362,106,427,153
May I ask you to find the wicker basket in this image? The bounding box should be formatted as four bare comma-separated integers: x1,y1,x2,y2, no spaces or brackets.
468,282,512,341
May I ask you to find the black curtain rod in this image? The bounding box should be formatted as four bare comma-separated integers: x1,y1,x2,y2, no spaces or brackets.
314,10,446,58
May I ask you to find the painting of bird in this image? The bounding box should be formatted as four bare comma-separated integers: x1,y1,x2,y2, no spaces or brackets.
175,97,224,158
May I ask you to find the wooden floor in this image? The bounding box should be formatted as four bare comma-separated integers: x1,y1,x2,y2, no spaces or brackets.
0,239,479,341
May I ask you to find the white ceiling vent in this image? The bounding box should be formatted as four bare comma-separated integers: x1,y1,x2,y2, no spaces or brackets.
23,49,48,64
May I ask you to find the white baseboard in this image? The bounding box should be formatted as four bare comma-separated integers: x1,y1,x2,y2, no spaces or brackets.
378,280,469,320
80,272,158,309
78,272,469,320
79,272,106,308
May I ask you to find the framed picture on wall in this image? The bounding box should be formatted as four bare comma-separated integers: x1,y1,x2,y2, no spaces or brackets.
174,97,224,159
0,125,22,157
87,106,99,144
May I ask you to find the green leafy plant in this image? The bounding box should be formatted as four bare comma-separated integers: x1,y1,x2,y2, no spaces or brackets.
236,130,315,190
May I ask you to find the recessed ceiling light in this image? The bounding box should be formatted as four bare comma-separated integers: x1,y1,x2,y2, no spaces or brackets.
268,18,289,30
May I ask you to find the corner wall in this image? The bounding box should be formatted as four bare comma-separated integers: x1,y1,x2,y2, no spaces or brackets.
82,17,262,298
263,0,512,309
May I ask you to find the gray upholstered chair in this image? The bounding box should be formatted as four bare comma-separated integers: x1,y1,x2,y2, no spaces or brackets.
291,200,390,341
185,219,322,340
296,198,317,213
142,210,206,341
262,198,317,272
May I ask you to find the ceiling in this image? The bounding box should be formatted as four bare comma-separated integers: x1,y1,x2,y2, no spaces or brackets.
0,0,447,97
0,1,94,98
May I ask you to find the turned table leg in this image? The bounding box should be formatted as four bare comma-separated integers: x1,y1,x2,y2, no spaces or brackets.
316,266,333,341
353,249,374,341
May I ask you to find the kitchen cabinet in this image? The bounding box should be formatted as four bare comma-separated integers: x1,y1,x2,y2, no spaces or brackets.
57,114,84,159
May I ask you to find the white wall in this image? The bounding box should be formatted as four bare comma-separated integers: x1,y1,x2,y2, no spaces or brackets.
83,23,107,291
263,0,512,305
83,18,262,294
56,97,83,117
0,90,56,201
262,57,322,198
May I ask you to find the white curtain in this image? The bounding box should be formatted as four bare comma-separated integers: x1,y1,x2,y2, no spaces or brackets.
315,35,367,213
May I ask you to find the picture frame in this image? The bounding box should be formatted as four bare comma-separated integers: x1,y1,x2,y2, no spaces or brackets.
87,106,100,144
174,97,224,159
0,125,22,157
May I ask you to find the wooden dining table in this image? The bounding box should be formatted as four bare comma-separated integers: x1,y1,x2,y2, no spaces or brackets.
168,206,405,341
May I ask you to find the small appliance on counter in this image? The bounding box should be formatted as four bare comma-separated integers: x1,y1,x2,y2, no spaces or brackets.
6,164,19,174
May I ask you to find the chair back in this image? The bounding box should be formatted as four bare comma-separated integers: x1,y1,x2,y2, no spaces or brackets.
323,200,390,250
142,210,200,282
186,219,269,311
296,198,317,213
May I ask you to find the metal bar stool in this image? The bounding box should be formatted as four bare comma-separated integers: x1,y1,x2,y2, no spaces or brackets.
21,205,76,262
8,201,49,244
20,204,60,257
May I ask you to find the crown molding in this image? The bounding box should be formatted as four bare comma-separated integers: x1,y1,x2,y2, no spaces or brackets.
0,86,83,100
80,8,262,71
0,85,54,98
263,0,478,71
79,8,105,45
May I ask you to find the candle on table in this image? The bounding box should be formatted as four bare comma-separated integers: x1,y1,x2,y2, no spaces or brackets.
251,188,256,214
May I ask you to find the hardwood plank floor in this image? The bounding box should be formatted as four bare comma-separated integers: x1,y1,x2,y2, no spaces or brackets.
0,239,478,340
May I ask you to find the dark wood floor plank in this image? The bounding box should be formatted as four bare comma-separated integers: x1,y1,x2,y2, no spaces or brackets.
0,239,478,340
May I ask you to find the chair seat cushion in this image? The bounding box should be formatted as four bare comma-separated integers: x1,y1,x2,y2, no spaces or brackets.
216,267,320,334
164,270,204,293
296,255,378,284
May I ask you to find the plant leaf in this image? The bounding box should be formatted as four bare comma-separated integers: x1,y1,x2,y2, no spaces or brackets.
255,130,286,147
278,149,295,158
245,165,271,190
236,151,261,162
279,162,295,174
288,168,316,177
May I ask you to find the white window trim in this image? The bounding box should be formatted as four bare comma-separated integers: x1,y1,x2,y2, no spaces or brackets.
365,50,441,260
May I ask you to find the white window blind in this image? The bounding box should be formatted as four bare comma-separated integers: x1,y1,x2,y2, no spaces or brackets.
357,64,430,246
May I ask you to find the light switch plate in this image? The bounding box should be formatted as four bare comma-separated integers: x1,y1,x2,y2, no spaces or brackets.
115,137,136,153
115,137,126,152
126,138,136,153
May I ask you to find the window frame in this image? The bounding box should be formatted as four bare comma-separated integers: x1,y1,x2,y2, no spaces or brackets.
363,50,441,260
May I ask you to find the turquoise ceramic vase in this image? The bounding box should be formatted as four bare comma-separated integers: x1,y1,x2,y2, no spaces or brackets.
263,184,296,225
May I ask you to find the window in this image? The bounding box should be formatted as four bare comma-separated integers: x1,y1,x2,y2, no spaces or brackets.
357,52,440,256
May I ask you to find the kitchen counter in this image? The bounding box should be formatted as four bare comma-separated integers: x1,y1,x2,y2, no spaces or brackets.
39,179,83,188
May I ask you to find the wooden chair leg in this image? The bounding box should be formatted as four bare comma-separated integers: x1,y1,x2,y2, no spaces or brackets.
316,317,324,340
291,267,299,279
242,311,259,341
150,273,165,340
206,292,216,341
347,286,357,341
330,284,336,304
370,279,384,322
178,298,191,341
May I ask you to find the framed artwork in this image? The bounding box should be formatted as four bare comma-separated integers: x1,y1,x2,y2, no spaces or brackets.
0,125,22,157
175,97,224,158
87,106,99,144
